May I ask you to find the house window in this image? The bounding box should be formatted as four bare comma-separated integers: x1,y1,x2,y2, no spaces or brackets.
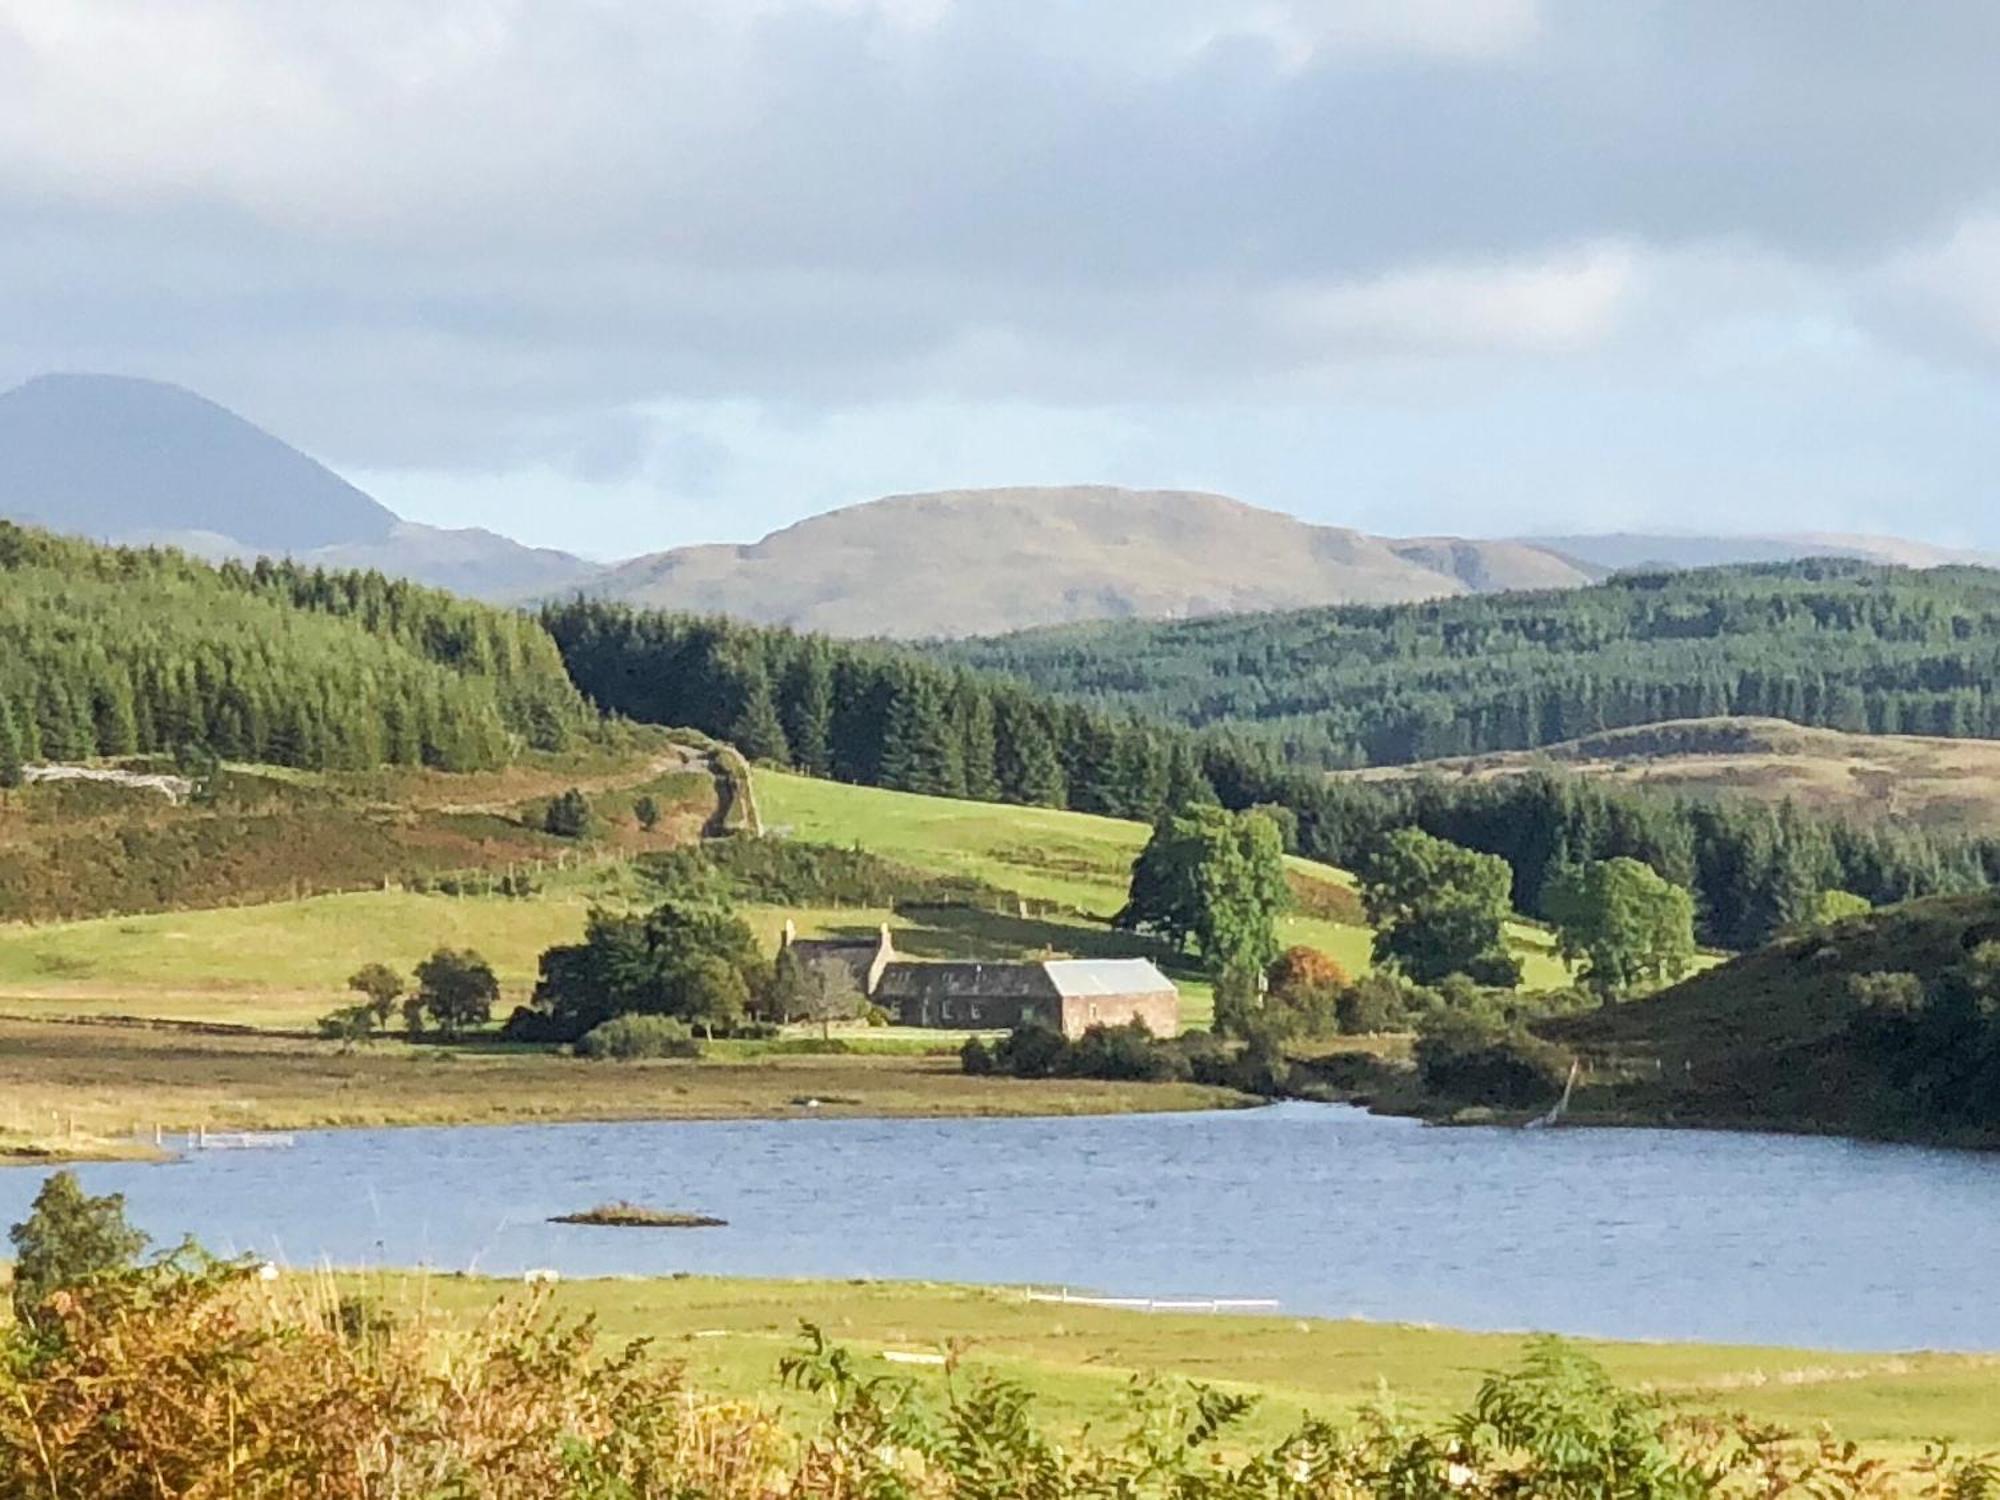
941,1000,955,1022
970,1002,982,1021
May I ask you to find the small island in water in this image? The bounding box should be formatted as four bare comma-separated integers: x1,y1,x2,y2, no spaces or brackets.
550,1201,728,1229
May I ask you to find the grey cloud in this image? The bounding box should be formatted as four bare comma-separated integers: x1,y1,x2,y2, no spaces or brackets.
2,0,1999,482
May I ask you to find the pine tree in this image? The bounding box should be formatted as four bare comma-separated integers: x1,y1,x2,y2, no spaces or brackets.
730,659,791,765
878,673,964,796
954,679,1000,801
0,700,23,789
993,693,1066,807
782,647,835,777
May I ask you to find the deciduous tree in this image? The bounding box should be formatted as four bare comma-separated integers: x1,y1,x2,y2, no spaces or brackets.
1542,857,1697,996
1117,806,1289,979
415,947,499,1039
1361,827,1522,988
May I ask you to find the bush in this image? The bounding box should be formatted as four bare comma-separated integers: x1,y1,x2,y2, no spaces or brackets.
1335,972,1415,1034
967,1022,1194,1085
7,1170,148,1331
992,1024,1070,1079
575,1014,704,1060
1063,1021,1189,1083
1414,1013,1573,1109
316,1003,379,1046
543,787,594,838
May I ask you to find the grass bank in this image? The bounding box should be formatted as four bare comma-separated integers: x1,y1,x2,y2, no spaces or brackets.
0,1018,1244,1156
365,1272,2000,1458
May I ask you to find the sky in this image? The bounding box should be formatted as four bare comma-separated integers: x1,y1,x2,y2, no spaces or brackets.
3,0,1998,560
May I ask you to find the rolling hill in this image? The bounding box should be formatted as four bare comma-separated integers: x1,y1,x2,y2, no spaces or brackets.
570,486,1599,637
0,373,602,599
1346,716,2000,833
1548,892,2000,1144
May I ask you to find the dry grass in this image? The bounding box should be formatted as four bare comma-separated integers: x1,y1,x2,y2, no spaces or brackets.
1346,715,2000,832
0,1017,1245,1150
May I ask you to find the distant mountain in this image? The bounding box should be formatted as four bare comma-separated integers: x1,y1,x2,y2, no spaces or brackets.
0,373,601,600
1530,531,2000,573
572,486,1601,638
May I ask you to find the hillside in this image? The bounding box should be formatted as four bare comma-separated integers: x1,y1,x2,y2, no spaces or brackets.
932,558,2000,767
0,522,593,772
569,486,1598,637
1547,893,2000,1143
0,764,1573,1034
1533,531,2000,573
0,374,601,599
1348,716,2000,832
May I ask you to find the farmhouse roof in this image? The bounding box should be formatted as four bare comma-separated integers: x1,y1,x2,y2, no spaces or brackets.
874,961,1059,1001
873,956,1175,1001
1041,958,1176,997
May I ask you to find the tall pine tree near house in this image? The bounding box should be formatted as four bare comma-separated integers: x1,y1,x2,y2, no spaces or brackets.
782,646,835,777
992,692,1066,807
729,657,791,765
954,676,1000,801
878,670,964,796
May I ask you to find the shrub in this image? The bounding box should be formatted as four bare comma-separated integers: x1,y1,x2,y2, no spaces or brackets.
575,1014,703,1060
993,1024,1070,1079
959,1035,997,1075
316,1003,379,1046
7,1170,148,1331
1415,1013,1572,1109
1336,972,1415,1034
1063,1021,1189,1083
543,787,594,838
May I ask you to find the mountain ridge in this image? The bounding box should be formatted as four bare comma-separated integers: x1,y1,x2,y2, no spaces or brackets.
0,373,603,601
7,372,1996,628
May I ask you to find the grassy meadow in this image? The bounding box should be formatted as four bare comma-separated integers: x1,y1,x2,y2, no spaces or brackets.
367,1272,2000,1458
0,762,1574,1037
0,1017,1240,1151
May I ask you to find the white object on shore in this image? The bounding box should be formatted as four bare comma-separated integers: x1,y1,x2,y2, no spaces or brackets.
1025,1288,1278,1314
523,1267,561,1285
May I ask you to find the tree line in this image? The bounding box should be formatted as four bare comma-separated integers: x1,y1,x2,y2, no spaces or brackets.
928,559,2000,767
0,523,593,775
543,600,2000,950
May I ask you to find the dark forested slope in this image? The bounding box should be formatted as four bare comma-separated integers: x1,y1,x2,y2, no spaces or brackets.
930,560,2000,767
0,523,592,772
544,602,2000,950
1552,893,2000,1142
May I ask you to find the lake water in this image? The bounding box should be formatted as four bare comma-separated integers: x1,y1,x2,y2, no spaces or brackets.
4,1103,1996,1351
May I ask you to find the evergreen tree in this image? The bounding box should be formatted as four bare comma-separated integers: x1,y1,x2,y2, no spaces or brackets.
955,678,1000,801
730,658,791,764
993,693,1066,807
878,673,964,796
8,1170,148,1329
0,701,23,790
782,646,835,777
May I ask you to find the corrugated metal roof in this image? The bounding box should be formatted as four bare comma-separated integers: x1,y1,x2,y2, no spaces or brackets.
1040,958,1176,997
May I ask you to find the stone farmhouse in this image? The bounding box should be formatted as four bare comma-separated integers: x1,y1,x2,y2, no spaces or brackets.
778,922,1179,1038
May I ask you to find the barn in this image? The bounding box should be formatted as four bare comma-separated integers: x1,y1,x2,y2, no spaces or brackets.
777,923,1179,1037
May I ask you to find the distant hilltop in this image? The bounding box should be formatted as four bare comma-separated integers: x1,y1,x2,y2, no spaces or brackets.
4,373,1992,631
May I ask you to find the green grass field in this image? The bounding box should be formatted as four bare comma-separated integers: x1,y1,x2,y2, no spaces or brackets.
380,1273,2000,1458
0,763,1573,1034
757,769,1573,994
